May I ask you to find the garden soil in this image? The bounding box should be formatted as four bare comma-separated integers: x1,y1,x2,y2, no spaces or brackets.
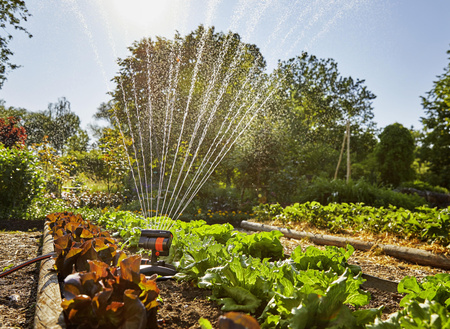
0,219,449,328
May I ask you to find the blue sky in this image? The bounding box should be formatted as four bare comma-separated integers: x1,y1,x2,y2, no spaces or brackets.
1,0,449,132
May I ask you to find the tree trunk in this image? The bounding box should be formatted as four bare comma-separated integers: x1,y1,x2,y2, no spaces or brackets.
346,120,351,182
334,126,347,180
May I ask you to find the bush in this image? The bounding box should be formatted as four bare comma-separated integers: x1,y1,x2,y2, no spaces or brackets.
400,180,449,194
27,195,104,220
60,190,126,209
298,177,427,210
26,196,67,220
0,145,44,218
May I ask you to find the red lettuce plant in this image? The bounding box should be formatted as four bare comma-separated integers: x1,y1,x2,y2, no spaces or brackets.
62,257,159,329
45,212,160,329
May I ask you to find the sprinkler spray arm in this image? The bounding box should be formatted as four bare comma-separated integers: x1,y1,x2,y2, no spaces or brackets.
138,229,177,277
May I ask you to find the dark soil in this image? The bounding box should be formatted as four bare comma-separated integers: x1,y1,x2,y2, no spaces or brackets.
157,280,223,328
1,219,448,328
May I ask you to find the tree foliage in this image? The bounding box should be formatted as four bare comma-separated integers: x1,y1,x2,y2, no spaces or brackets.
420,47,450,188
31,136,71,196
270,52,377,149
110,25,266,154
0,0,32,89
105,25,269,212
375,123,415,187
10,97,85,154
98,128,133,193
233,52,378,203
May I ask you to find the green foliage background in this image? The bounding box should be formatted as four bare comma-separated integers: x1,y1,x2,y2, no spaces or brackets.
0,144,43,218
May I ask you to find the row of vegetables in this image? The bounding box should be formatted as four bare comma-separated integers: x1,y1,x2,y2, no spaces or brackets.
46,212,160,328
252,202,450,245
48,206,450,328
98,210,450,328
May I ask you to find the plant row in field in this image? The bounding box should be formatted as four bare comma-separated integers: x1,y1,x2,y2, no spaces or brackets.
253,201,450,246
95,210,450,328
46,212,160,329
95,211,375,327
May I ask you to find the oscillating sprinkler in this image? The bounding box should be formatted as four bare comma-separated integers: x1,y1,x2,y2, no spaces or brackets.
139,229,177,277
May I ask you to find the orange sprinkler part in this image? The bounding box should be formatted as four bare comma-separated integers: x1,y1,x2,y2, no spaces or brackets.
155,237,165,251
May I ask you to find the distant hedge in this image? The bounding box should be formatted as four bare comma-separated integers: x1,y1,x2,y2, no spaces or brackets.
297,177,427,210
0,145,44,218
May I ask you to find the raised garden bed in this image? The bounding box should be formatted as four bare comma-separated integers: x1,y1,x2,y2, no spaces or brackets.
1,217,449,328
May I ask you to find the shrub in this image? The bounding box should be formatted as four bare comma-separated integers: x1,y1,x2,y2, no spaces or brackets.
26,196,67,220
0,145,44,218
0,116,27,148
298,177,426,210
60,190,126,209
400,180,449,194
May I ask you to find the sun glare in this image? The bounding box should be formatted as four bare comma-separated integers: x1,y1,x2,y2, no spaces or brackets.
111,0,171,31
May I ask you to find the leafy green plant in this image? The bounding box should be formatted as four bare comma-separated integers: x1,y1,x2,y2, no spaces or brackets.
253,201,450,245
368,273,450,328
227,231,284,260
398,274,450,310
261,270,380,329
368,300,450,329
26,196,67,220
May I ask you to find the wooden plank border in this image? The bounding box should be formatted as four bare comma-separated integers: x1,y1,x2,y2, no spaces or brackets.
241,220,450,270
34,225,65,329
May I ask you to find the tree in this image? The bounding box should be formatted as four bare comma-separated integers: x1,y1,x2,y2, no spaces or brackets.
270,52,377,150
64,128,89,154
235,118,283,203
0,0,32,89
46,97,81,153
241,53,377,187
106,25,268,213
420,47,450,188
0,99,27,118
98,128,133,193
23,110,53,145
24,97,84,154
375,123,415,187
30,136,69,196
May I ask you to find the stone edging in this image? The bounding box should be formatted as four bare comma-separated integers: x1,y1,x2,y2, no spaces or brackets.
34,225,65,329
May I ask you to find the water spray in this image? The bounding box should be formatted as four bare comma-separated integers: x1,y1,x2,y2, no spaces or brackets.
138,229,177,277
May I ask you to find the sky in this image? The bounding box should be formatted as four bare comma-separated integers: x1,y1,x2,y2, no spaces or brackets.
1,0,450,132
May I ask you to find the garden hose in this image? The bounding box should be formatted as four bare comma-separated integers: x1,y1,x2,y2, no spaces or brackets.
0,253,175,281
0,252,56,279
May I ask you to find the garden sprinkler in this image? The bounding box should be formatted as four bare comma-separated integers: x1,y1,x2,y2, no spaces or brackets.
138,229,177,277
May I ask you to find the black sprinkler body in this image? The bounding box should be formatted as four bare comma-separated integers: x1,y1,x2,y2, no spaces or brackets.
138,229,177,277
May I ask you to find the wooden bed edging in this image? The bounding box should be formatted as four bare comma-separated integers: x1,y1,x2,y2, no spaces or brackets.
241,220,450,270
34,225,65,329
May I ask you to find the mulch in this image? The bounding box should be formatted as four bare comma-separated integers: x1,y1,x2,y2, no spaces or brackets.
0,219,43,328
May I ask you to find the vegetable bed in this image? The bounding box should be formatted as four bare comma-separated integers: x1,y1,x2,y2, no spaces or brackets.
2,203,450,328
